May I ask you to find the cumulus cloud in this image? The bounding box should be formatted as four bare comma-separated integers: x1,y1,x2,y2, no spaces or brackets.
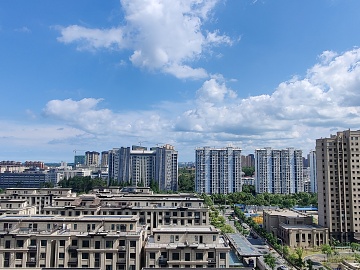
39,48,360,158
56,0,232,79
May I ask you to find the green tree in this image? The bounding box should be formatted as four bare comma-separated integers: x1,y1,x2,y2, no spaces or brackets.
178,168,195,192
295,247,304,268
242,166,255,177
264,253,276,270
321,244,332,260
354,254,360,263
150,180,160,193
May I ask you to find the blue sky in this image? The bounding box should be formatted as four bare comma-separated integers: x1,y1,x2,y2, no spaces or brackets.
1,0,360,162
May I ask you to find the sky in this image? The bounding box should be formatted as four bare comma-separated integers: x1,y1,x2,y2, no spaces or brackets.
1,0,360,162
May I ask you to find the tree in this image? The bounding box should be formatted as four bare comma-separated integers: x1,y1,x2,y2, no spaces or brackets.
242,166,255,177
178,168,195,192
354,253,360,263
264,253,276,270
294,247,304,268
321,244,332,260
150,180,160,193
351,242,360,252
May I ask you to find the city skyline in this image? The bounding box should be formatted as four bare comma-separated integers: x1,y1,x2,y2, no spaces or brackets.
1,1,360,162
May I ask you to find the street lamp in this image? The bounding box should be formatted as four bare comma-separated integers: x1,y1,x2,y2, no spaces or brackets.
278,238,284,258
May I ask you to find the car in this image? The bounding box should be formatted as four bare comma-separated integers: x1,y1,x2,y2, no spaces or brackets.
277,265,288,270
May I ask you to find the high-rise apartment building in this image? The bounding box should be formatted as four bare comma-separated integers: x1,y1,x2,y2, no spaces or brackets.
195,147,242,194
101,151,109,167
309,150,317,193
316,130,360,242
241,154,255,167
85,151,100,166
108,145,178,192
255,147,304,194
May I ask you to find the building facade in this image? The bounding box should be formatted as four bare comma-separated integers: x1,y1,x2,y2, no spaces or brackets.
195,147,242,194
263,209,328,248
255,148,304,194
0,215,146,270
316,130,360,242
309,150,317,193
144,226,230,268
108,145,178,192
85,151,100,166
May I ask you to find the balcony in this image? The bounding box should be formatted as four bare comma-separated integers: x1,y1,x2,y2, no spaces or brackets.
26,257,36,266
28,245,37,250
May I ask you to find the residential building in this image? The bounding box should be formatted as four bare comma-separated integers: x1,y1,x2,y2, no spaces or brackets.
309,150,317,193
74,155,86,167
108,145,178,192
316,130,360,242
255,148,304,194
101,151,109,167
0,170,61,189
241,154,255,168
0,188,76,214
263,209,328,248
85,151,100,166
0,214,146,270
42,189,209,234
195,147,242,194
144,225,230,268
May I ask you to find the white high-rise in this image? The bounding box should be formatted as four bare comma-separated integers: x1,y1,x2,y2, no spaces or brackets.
108,144,178,192
309,150,317,193
195,147,242,194
255,147,304,194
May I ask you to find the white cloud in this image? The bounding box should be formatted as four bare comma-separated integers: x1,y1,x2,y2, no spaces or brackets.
56,0,232,79
14,26,31,33
57,25,124,51
7,47,359,161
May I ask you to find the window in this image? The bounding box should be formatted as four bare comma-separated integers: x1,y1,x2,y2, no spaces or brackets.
16,240,24,248
196,253,203,260
59,253,65,258
220,253,226,259
106,241,113,248
185,253,191,261
59,240,65,246
172,253,180,260
95,241,101,249
119,240,125,246
73,224,77,230
82,240,90,248
40,253,46,259
130,241,136,247
16,253,23,259
82,253,89,259
130,253,136,259
71,240,78,246
41,240,47,247
150,253,155,259
106,253,113,259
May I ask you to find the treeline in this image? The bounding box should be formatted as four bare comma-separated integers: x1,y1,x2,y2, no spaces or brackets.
203,187,317,208
58,176,107,193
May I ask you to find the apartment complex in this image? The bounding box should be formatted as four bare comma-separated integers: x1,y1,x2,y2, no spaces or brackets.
0,187,230,269
144,226,230,268
255,148,304,194
263,209,328,248
108,145,178,192
195,147,242,194
316,130,360,242
0,214,146,270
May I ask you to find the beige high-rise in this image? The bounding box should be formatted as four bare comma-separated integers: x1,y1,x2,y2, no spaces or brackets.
316,130,360,242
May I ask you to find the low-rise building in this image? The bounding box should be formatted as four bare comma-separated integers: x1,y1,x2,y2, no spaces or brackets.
263,209,328,248
0,214,147,270
0,199,37,215
144,225,230,268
